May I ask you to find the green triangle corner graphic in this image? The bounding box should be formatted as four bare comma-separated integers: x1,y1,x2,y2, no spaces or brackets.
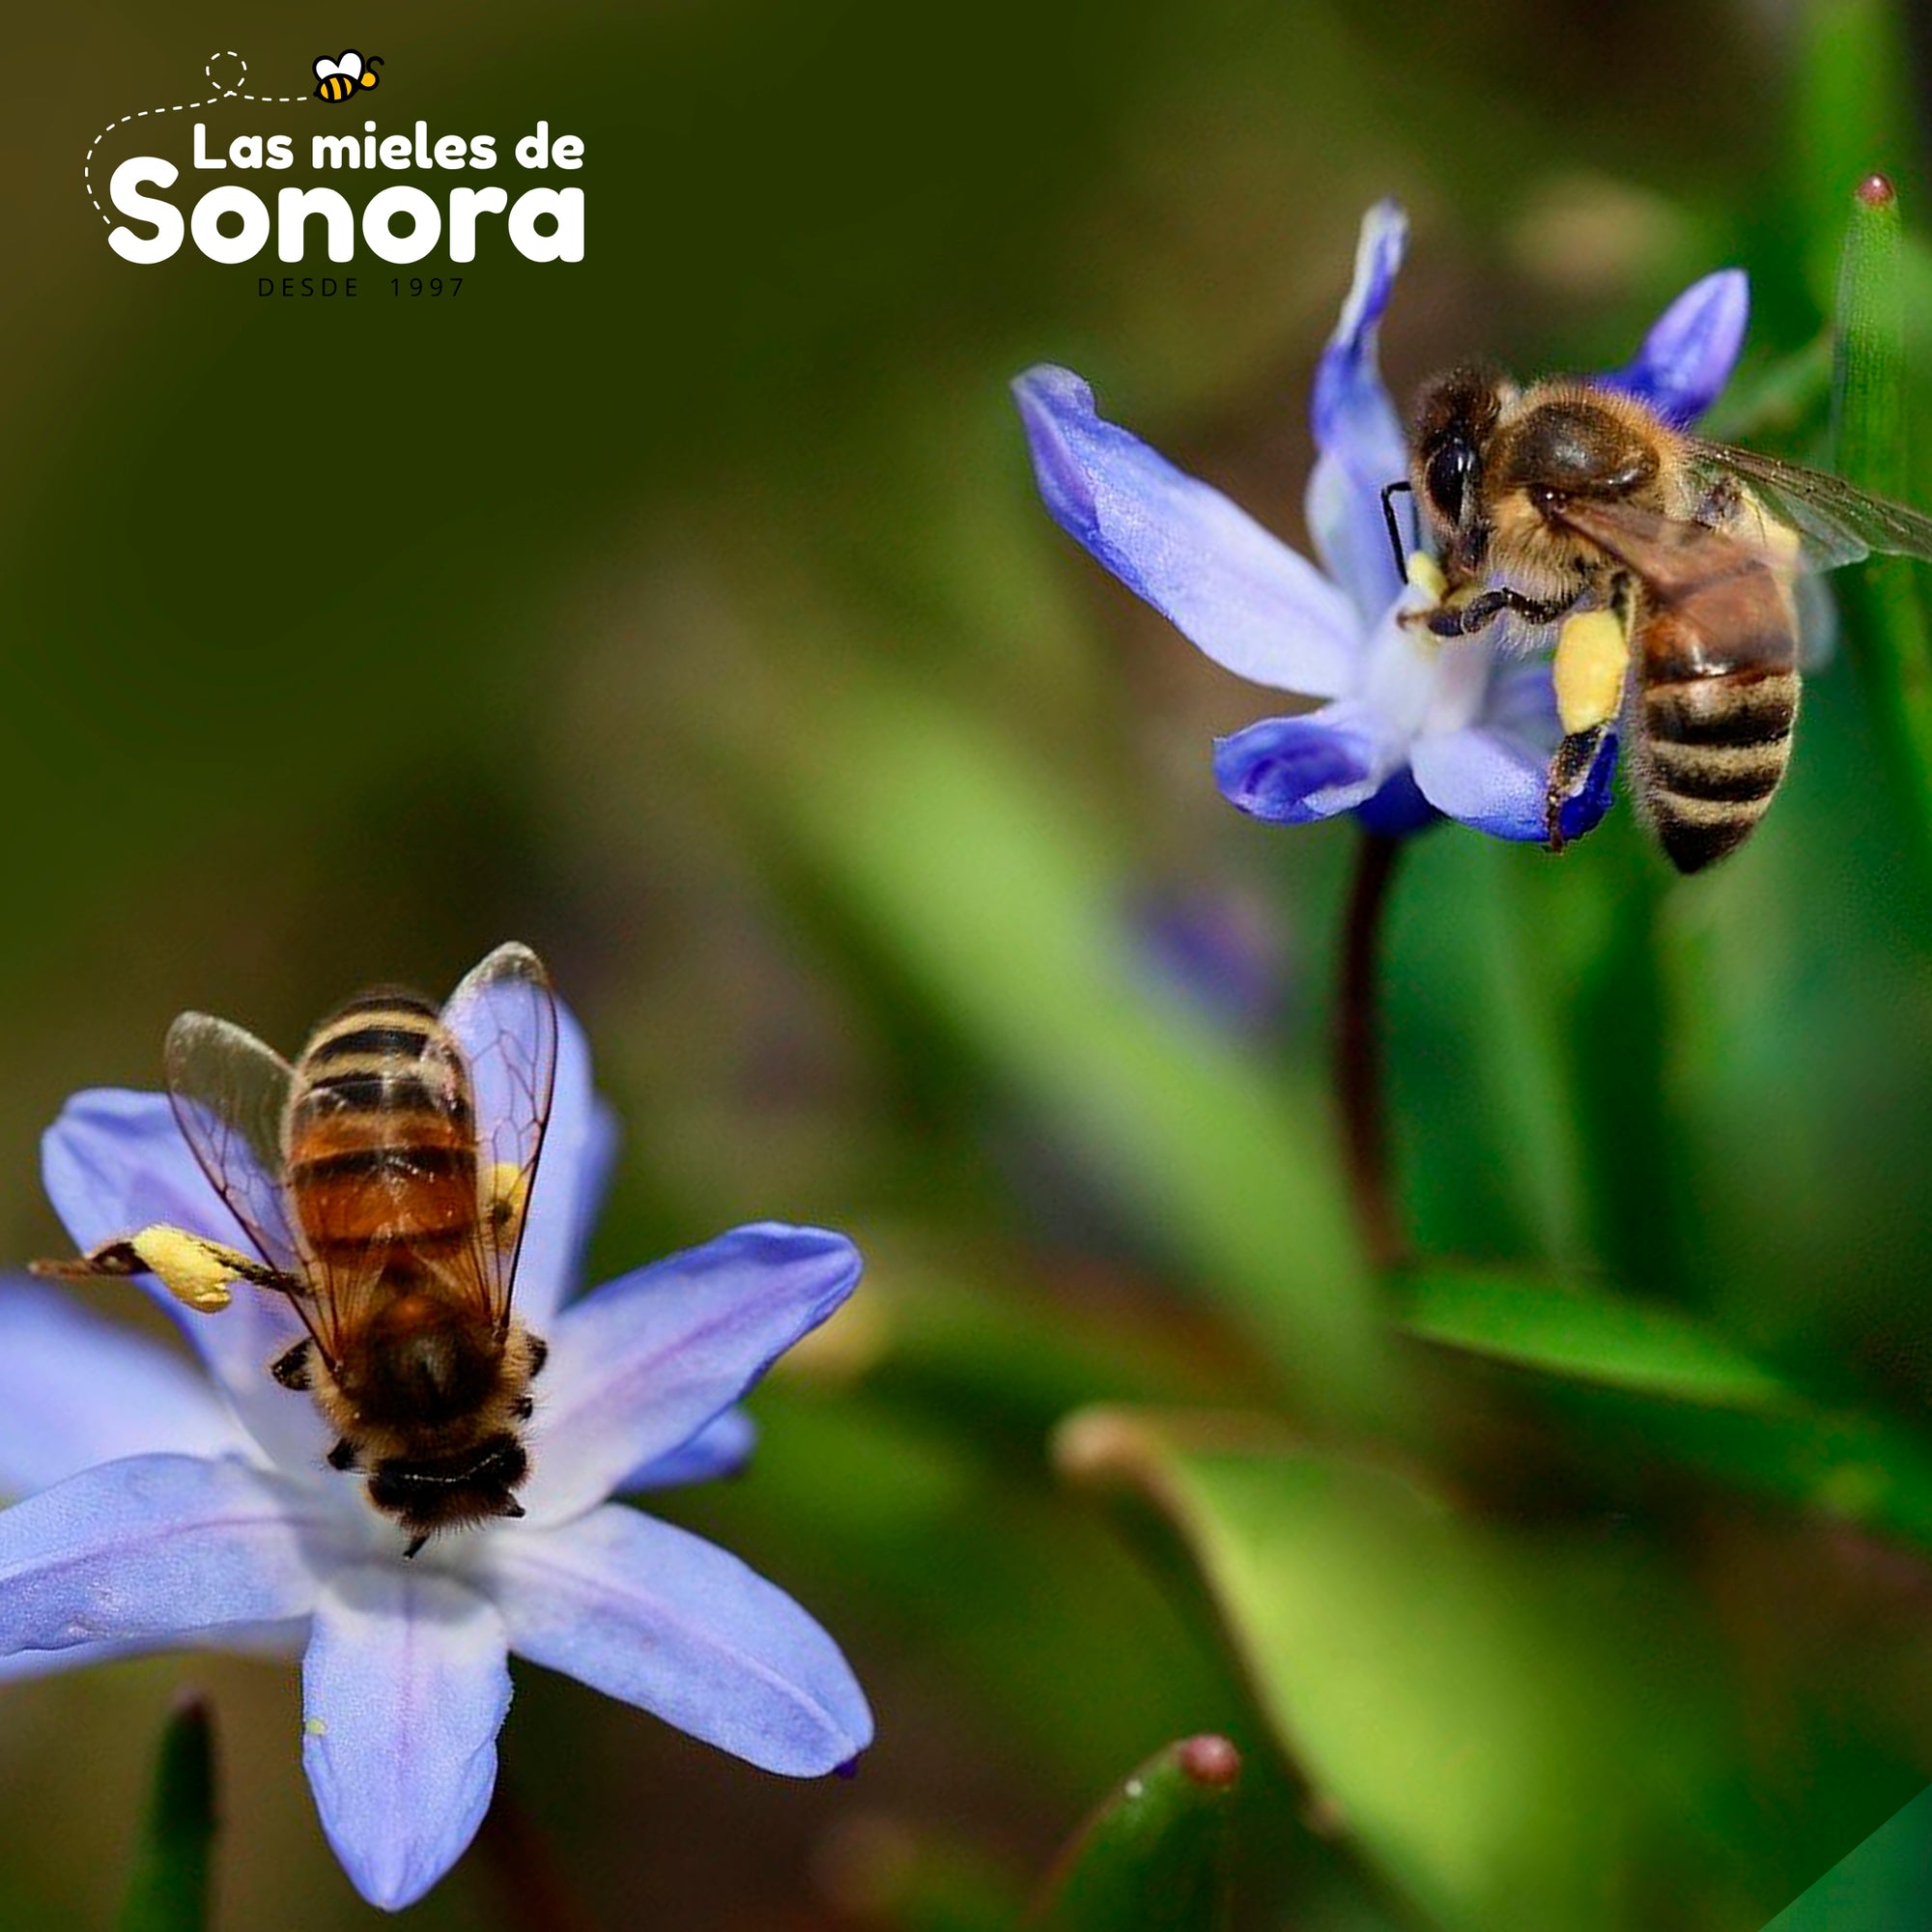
1761,1782,1932,1929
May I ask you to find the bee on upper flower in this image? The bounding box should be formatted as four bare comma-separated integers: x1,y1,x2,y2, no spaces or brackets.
1015,200,1789,858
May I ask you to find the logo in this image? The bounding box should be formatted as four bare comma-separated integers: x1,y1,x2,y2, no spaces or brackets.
85,50,585,269
313,51,384,104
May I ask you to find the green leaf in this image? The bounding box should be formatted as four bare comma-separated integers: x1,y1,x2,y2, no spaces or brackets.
118,1695,216,1932
1831,176,1932,878
1030,1735,1241,1932
1057,1409,1755,1932
1392,1264,1932,1565
1399,1264,1792,1409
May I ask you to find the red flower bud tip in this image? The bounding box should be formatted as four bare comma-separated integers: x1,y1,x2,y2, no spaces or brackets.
1178,1734,1241,1788
1857,173,1897,210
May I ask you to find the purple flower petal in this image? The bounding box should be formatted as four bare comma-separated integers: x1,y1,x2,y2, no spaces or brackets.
621,1407,757,1492
0,1279,246,1496
1213,701,1401,824
506,1002,618,1329
1013,364,1359,697
41,1092,322,1473
1596,269,1748,429
0,1455,346,1656
1409,716,1616,843
1351,766,1440,838
1306,200,1411,620
0,1617,306,1685
45,1087,243,1251
485,1503,871,1775
302,1564,510,1912
520,1224,860,1526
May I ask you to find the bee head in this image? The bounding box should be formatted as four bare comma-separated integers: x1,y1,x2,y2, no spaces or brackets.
1411,367,1508,571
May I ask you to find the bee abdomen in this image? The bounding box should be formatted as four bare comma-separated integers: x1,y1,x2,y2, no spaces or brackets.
1638,669,1799,872
287,994,481,1250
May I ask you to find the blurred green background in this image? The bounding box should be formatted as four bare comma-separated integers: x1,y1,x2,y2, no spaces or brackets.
10,1,1932,1926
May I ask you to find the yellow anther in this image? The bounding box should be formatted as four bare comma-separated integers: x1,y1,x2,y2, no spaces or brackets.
1552,609,1631,737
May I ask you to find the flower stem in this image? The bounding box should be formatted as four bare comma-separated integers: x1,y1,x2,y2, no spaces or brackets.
474,1774,599,1932
1336,829,1405,1271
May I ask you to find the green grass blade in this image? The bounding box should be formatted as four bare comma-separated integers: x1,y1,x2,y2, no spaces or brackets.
1832,176,1932,877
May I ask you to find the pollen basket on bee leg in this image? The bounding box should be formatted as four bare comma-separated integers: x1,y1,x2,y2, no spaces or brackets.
29,1225,256,1313
1552,609,1632,737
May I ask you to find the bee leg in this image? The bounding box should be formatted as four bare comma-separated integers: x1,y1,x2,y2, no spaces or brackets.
526,1333,549,1379
30,1225,298,1316
404,1534,429,1561
1545,725,1614,853
327,1438,360,1471
271,1339,314,1390
511,1394,535,1421
1424,586,1575,639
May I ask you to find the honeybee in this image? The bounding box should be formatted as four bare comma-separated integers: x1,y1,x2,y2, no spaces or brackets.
1398,368,1932,870
35,944,556,1556
313,51,383,102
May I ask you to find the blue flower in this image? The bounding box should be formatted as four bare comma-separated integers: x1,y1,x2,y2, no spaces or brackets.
1014,201,1750,841
0,991,871,1911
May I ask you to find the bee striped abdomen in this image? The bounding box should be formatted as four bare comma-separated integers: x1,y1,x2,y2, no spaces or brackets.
286,995,481,1258
1634,572,1799,873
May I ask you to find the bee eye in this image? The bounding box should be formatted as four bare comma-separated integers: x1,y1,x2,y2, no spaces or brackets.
1426,440,1477,522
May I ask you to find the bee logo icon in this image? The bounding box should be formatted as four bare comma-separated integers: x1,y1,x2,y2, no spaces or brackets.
313,50,383,102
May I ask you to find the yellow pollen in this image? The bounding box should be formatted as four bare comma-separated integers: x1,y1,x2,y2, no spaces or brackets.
486,1161,530,1251
1405,551,1446,602
1551,609,1632,737
126,1227,243,1313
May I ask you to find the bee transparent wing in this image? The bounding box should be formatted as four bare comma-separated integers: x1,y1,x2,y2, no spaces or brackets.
164,1012,307,1280
1544,494,1766,600
313,55,347,81
440,944,558,1326
1689,441,1932,574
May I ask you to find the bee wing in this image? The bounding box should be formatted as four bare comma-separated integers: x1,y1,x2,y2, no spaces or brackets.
164,1012,308,1281
1688,440,1932,574
440,944,559,1326
1543,494,1769,601
313,55,348,81
1544,494,1807,677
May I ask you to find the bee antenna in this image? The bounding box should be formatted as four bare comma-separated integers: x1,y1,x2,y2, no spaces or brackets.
368,54,384,66
1381,479,1415,583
